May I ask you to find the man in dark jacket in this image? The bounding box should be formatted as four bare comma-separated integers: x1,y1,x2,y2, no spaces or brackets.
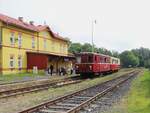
50,65,54,76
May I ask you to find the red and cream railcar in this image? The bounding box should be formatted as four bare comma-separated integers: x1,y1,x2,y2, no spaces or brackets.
110,57,120,72
75,52,120,75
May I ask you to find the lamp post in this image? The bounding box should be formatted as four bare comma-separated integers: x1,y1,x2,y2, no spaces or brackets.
91,20,96,53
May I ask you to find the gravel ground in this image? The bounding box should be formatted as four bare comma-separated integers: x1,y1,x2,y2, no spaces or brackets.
0,68,132,85
0,69,138,113
0,71,139,113
0,74,73,85
0,75,77,92
79,74,138,113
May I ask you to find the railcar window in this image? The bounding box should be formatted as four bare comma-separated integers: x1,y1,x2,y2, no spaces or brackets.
100,57,104,63
88,55,93,63
81,55,87,63
95,56,97,62
112,59,115,64
116,60,118,64
104,58,107,63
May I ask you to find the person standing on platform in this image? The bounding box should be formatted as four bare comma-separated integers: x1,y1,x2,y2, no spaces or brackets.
70,67,73,75
50,65,54,76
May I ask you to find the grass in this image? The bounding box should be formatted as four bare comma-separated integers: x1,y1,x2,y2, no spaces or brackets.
0,72,45,84
102,69,150,113
126,69,150,113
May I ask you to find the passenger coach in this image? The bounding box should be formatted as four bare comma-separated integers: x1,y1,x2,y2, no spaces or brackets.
75,52,120,76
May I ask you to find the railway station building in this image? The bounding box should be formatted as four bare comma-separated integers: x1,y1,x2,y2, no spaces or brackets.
0,13,74,74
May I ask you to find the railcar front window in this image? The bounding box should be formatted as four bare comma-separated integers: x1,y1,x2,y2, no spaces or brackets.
88,56,93,63
80,55,93,63
76,56,81,63
81,55,87,63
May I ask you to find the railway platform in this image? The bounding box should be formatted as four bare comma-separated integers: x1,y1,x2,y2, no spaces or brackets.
0,72,76,86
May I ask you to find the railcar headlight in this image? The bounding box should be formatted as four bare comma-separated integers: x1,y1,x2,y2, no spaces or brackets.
89,65,92,70
76,66,79,69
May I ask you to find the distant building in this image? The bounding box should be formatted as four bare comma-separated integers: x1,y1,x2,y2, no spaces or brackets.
0,13,74,74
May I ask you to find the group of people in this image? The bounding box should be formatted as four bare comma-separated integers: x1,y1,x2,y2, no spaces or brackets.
47,65,74,76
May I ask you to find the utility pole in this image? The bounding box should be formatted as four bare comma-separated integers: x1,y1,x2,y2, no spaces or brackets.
91,20,96,53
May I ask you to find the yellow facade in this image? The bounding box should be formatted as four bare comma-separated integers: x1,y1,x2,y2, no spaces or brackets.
0,19,70,75
38,30,68,55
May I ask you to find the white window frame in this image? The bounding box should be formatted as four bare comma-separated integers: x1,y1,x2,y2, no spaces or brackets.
44,39,47,49
66,45,68,52
0,27,2,45
18,56,22,69
60,44,63,53
32,36,35,48
10,56,15,68
18,33,22,47
10,32,15,45
52,42,55,50
59,44,61,52
63,45,65,52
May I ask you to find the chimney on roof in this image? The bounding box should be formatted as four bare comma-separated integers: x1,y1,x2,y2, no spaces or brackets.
29,21,34,25
18,17,23,22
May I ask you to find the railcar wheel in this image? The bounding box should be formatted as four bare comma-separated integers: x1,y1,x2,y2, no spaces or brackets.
80,73,87,78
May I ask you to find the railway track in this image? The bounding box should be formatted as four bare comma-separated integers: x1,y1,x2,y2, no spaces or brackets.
0,76,83,99
0,75,81,86
18,70,140,113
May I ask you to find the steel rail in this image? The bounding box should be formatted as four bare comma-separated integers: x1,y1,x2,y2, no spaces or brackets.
18,70,139,113
66,72,137,113
0,76,82,99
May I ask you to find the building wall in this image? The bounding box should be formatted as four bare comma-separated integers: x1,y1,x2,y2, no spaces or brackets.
0,49,2,74
0,23,70,74
1,24,38,74
0,22,2,74
38,30,68,55
2,47,27,74
0,22,2,44
2,25,38,50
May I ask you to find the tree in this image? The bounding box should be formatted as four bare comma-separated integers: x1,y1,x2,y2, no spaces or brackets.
120,51,139,67
132,47,150,67
81,43,92,52
112,51,119,58
144,59,150,68
68,43,82,53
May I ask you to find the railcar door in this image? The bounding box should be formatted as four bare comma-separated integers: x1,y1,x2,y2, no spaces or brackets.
93,55,100,73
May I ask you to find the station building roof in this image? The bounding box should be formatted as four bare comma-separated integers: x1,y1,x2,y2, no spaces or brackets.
0,13,69,42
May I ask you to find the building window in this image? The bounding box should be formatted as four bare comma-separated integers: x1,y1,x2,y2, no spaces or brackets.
60,44,63,53
10,32,15,45
52,42,55,51
18,56,22,69
65,45,68,52
18,33,22,47
10,55,14,68
63,45,65,52
32,36,35,48
0,27,2,44
44,39,46,49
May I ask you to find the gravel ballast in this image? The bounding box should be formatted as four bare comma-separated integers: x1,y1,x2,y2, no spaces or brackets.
79,73,139,113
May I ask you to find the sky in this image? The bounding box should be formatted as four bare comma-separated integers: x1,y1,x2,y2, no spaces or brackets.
0,0,150,52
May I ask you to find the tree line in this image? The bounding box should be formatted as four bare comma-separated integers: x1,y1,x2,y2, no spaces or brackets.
69,42,150,68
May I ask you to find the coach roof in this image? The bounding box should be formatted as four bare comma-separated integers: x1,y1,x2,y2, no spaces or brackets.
76,52,110,57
